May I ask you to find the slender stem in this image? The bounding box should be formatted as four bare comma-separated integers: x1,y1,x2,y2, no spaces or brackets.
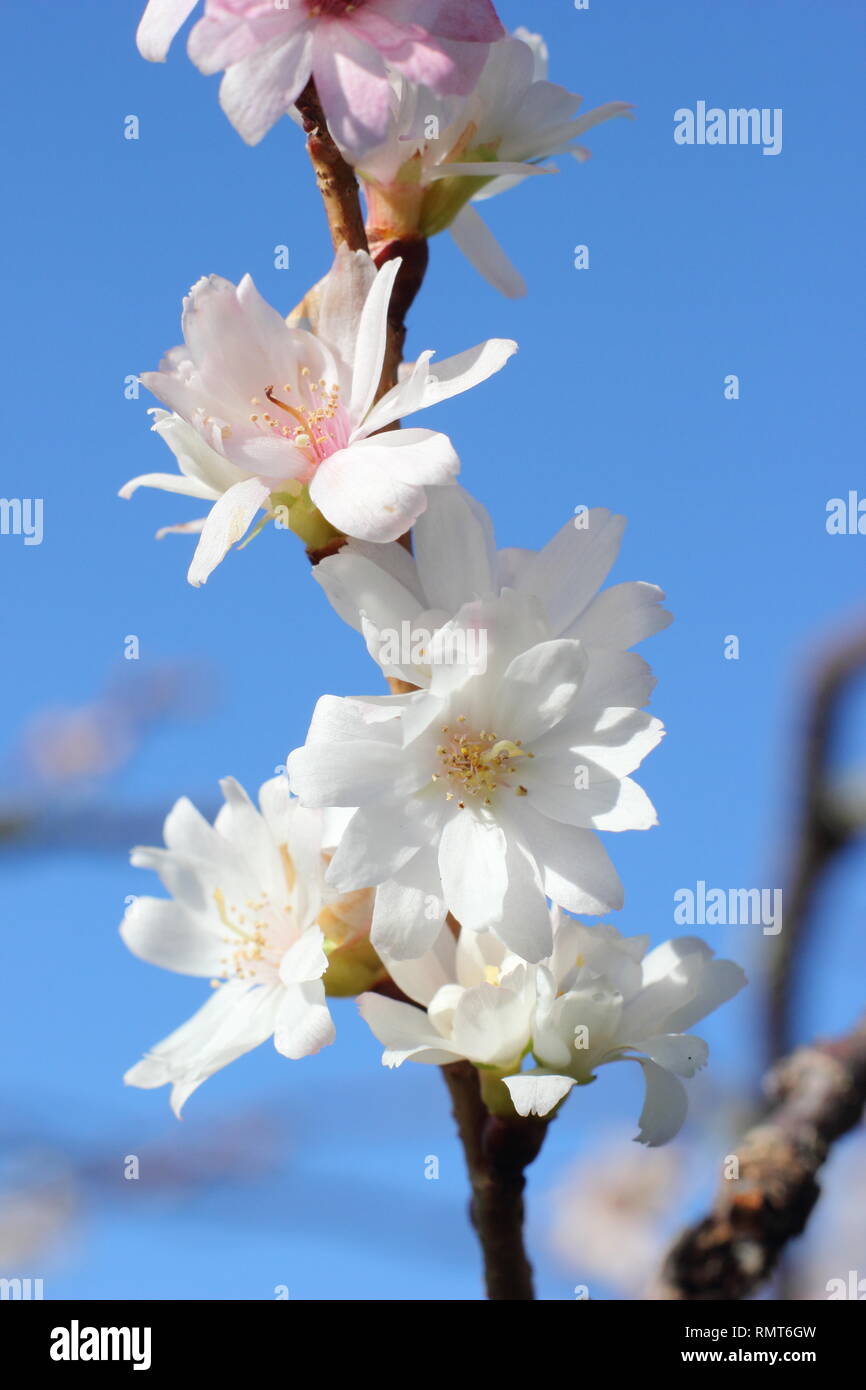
441,1061,549,1300
294,79,428,559
295,80,368,254
296,86,544,1299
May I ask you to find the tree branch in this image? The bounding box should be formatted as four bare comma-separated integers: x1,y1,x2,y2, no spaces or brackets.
767,626,866,1065
657,1011,866,1300
441,1061,549,1300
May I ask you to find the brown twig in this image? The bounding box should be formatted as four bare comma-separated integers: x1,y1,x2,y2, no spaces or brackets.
295,80,368,254
295,80,428,563
767,627,866,1066
441,1061,549,1300
657,1012,866,1300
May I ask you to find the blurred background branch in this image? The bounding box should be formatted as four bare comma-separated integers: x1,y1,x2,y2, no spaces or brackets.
657,1010,866,1300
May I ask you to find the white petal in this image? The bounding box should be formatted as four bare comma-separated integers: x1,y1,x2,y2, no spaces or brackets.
136,0,198,62
438,811,508,931
119,470,218,502
309,441,432,543
495,639,587,745
279,928,329,986
639,1033,709,1079
215,776,285,899
273,981,335,1059
576,650,657,714
288,739,411,808
539,707,665,779
315,244,378,368
625,940,747,1038
412,484,497,612
382,921,458,1005
504,1071,576,1117
125,981,280,1116
349,257,400,422
495,831,552,962
512,801,624,915
299,691,404,748
314,547,424,650
120,896,223,978
327,803,428,892
149,410,247,493
370,855,447,962
568,581,673,649
155,517,208,540
187,476,271,587
515,509,625,636
524,764,658,831
364,334,518,434
430,160,552,181
613,1056,689,1147
358,993,461,1066
450,983,533,1067
449,205,527,299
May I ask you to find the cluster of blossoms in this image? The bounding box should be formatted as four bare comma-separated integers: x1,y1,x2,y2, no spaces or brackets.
122,1,746,1148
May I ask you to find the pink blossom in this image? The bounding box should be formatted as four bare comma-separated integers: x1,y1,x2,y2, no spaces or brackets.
120,248,516,584
137,0,503,151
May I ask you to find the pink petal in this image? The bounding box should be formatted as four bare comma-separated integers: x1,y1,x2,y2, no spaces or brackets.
311,25,392,153
219,30,314,145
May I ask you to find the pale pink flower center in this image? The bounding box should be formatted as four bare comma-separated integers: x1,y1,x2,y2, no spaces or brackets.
432,720,533,808
212,885,297,986
247,367,351,475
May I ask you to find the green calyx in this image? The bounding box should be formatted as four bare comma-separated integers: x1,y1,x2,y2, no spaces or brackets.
322,935,386,998
269,487,343,554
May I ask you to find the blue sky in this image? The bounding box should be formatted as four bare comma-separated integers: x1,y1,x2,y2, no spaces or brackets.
1,0,865,1299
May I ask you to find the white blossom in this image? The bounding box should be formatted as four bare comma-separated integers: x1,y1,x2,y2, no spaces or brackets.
289,590,664,963
360,912,746,1146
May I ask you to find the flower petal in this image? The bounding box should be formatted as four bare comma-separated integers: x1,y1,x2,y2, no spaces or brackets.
449,206,527,299
273,980,335,1059
124,980,281,1116
120,895,224,978
219,30,313,145
438,810,508,931
358,992,461,1066
364,333,517,433
349,257,400,422
187,476,271,587
136,0,198,61
568,581,673,649
613,1055,690,1147
412,484,497,612
504,1071,576,1117
495,639,587,745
